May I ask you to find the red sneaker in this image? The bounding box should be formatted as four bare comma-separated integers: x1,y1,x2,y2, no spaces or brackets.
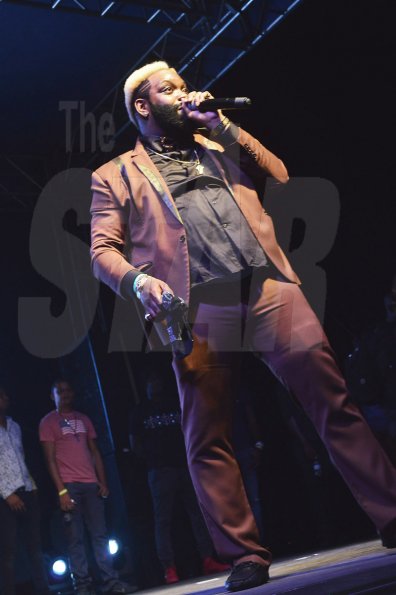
164,566,180,584
202,556,231,575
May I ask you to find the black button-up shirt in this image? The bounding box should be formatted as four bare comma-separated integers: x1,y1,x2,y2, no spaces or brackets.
142,125,267,287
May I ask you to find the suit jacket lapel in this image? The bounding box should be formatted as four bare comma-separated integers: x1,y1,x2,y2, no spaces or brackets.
128,135,233,225
131,140,183,225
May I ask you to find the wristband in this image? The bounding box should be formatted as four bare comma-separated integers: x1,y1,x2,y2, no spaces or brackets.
254,441,265,451
211,116,230,138
58,488,68,496
133,274,149,298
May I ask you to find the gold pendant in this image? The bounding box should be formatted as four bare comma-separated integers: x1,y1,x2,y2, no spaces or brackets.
196,163,204,175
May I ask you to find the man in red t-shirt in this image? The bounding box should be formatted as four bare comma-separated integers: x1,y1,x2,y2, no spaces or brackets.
39,380,137,595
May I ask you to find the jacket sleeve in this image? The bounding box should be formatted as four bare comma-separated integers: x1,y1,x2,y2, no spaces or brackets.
90,170,140,298
209,120,289,184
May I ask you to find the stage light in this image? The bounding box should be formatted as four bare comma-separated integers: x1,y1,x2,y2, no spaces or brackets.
52,558,68,576
108,539,119,555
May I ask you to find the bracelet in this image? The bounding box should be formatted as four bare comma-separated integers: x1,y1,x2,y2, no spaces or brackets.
254,441,265,451
133,274,149,298
211,116,230,138
58,488,68,496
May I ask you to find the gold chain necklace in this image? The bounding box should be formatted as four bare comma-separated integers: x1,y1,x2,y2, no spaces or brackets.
148,147,204,175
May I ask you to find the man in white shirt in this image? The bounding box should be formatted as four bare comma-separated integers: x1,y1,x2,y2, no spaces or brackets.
0,387,50,595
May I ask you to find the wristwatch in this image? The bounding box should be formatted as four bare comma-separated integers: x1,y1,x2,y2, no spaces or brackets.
133,274,149,299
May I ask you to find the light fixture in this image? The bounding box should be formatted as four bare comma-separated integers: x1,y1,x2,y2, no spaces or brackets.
108,539,119,555
52,558,68,577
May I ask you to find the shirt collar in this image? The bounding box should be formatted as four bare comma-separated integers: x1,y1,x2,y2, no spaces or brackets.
140,134,195,154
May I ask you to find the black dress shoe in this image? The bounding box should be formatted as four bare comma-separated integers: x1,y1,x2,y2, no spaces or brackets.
225,562,269,592
379,519,396,548
380,531,396,548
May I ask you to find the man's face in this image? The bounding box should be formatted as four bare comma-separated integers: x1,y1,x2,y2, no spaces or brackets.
0,391,10,414
52,381,74,409
144,69,196,137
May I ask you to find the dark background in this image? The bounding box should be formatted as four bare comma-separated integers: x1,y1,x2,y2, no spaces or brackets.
1,0,395,589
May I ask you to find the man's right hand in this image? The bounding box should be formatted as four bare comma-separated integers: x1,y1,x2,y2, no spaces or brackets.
137,276,174,320
6,493,26,512
59,492,75,512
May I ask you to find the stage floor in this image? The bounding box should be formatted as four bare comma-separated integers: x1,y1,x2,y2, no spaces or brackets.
139,539,396,594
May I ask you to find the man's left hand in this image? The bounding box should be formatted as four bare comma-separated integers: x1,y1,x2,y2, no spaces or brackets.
181,91,222,129
6,493,26,512
98,483,109,498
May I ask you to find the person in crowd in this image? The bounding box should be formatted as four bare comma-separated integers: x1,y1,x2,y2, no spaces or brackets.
39,380,137,595
129,358,229,584
0,387,50,595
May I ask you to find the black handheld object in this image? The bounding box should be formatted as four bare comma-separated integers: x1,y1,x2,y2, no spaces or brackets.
63,511,73,523
161,292,193,359
188,97,252,112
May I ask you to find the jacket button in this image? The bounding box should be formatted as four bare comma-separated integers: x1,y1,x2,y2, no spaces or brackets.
180,235,186,243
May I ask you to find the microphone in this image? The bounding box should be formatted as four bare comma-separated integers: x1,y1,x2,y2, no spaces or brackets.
187,97,252,112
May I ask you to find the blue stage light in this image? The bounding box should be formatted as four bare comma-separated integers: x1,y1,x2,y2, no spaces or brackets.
52,558,68,576
108,539,119,555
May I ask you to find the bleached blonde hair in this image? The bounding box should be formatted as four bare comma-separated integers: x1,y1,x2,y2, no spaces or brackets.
124,60,170,128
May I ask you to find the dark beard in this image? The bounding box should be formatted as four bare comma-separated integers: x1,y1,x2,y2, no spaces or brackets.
149,102,196,143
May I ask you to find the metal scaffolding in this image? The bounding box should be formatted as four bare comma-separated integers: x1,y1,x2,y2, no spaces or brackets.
2,0,303,211
4,0,303,93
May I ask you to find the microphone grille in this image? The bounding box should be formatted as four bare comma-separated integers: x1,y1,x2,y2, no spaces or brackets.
236,97,252,107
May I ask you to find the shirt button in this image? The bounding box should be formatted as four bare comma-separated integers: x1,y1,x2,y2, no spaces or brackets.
222,223,228,228
179,235,186,243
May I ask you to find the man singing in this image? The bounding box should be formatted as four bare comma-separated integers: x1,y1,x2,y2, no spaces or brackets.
90,61,396,591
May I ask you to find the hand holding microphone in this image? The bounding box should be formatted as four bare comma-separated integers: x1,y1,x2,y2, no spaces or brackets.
181,91,220,126
181,90,251,130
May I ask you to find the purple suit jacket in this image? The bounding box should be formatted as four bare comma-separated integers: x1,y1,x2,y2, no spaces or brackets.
90,127,299,315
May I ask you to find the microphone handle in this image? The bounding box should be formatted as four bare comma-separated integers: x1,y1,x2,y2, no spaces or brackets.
195,97,252,112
